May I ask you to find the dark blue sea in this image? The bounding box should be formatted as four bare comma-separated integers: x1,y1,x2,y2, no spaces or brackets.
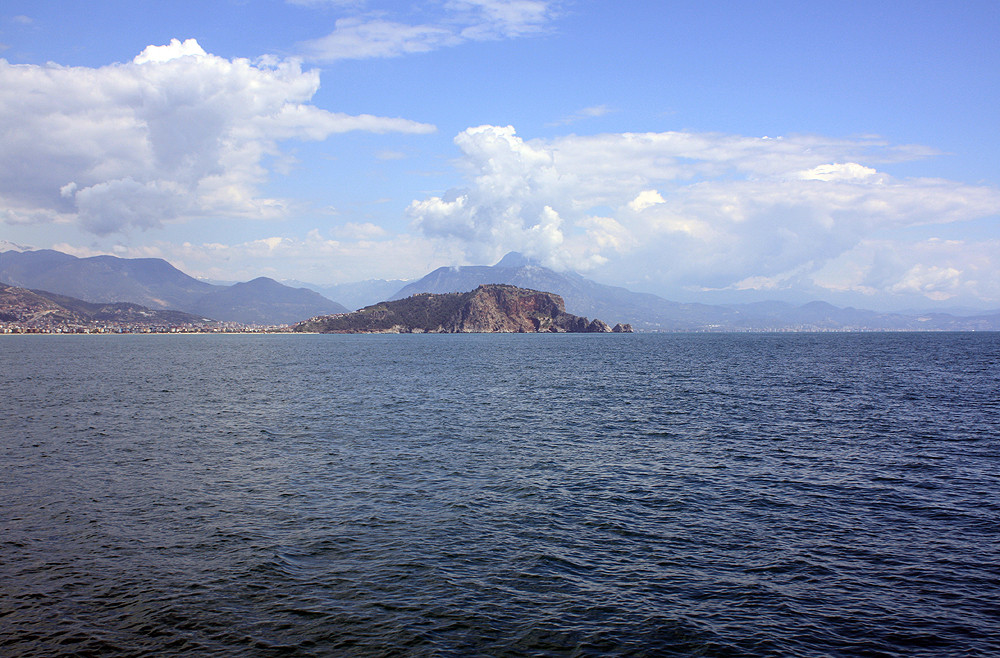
2,333,999,656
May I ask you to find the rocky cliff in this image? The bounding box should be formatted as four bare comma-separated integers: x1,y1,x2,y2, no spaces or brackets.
293,284,630,334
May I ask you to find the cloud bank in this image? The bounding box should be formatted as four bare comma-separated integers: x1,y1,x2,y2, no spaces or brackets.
0,38,434,235
408,125,1000,304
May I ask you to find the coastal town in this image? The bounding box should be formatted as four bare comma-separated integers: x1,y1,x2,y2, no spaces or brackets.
0,321,284,334
0,282,287,334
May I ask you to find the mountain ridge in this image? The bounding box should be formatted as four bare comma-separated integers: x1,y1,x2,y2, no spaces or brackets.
0,281,212,329
0,250,347,324
389,253,1000,331
4,248,999,330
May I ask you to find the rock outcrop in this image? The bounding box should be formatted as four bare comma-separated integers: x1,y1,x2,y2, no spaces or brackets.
293,284,627,334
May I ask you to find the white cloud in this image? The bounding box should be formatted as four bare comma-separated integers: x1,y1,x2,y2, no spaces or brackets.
329,221,389,240
449,0,556,39
889,264,963,301
300,18,458,60
0,39,435,235
799,162,883,182
133,38,208,63
550,104,615,126
813,238,1000,305
299,0,558,62
579,104,613,117
73,178,191,235
407,124,1000,304
409,124,570,267
628,190,665,212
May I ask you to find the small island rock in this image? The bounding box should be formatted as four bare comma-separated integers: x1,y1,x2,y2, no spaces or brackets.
587,319,612,333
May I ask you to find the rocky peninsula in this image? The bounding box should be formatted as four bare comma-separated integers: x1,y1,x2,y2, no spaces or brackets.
293,284,633,334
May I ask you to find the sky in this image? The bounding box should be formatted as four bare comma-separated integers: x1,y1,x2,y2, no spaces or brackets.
1,0,999,310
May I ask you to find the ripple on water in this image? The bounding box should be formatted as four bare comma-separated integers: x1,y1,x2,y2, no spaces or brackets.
2,332,999,656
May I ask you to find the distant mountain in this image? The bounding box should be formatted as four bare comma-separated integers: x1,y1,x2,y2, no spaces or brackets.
285,278,408,311
391,253,745,330
294,284,630,334
391,252,1000,331
190,277,347,325
0,249,216,309
0,250,347,325
0,282,211,328
7,248,998,331
723,300,1000,331
724,300,898,329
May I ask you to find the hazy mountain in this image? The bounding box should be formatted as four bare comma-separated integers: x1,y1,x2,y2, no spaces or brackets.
724,300,894,329
390,252,744,330
390,253,1000,331
0,250,346,325
0,282,211,327
724,300,1000,330
0,249,216,309
285,278,408,311
6,248,998,330
189,277,348,325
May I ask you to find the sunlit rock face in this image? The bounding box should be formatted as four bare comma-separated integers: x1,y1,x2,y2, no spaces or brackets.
294,284,619,334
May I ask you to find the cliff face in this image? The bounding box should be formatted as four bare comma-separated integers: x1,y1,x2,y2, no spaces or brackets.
445,285,565,332
293,284,630,334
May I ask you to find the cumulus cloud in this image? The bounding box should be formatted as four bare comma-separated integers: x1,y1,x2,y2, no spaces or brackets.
799,162,883,182
0,38,435,235
628,190,665,212
407,124,1000,304
813,238,1000,304
133,38,209,63
890,264,963,301
299,0,557,62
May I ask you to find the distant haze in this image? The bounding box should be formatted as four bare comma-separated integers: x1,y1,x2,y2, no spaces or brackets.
4,247,1000,330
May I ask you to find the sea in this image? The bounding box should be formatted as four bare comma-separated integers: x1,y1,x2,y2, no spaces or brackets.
1,332,998,657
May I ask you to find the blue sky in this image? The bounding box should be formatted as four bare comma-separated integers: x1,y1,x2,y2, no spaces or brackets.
2,0,999,309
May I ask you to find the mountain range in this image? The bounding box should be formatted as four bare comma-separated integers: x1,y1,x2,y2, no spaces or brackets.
0,250,346,325
0,281,209,328
389,253,1000,331
287,278,408,314
3,248,999,330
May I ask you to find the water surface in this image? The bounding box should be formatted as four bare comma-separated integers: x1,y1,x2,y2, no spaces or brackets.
2,333,998,656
